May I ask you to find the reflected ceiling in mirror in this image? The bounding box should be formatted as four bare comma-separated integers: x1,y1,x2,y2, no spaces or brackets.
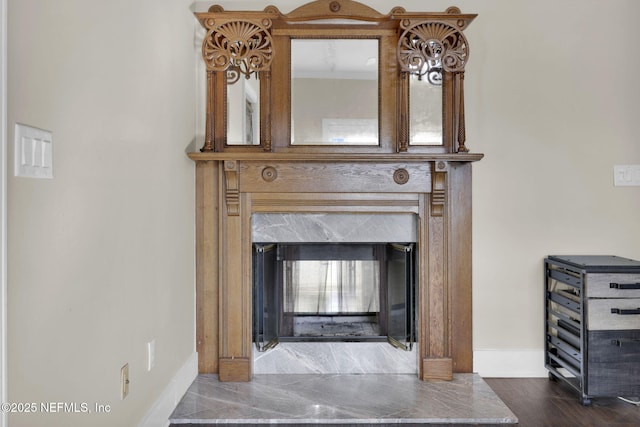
291,39,378,145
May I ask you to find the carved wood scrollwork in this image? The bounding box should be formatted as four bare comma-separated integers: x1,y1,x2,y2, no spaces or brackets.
223,161,240,216
431,171,446,217
201,18,274,78
397,20,469,75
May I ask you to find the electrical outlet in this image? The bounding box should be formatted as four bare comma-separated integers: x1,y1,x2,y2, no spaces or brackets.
147,339,156,371
121,363,129,400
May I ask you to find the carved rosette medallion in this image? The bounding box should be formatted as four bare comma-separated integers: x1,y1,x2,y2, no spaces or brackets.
393,168,410,185
202,19,274,78
397,21,469,76
261,166,278,182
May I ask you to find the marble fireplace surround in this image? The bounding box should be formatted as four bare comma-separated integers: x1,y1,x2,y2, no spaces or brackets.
252,213,417,243
190,153,482,382
252,212,418,374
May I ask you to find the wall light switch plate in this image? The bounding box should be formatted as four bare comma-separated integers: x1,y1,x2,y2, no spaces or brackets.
614,165,640,187
14,123,53,179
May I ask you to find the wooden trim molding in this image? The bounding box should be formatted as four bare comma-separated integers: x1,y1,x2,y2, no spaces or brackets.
223,161,239,216
219,358,251,382
423,358,454,381
431,170,447,218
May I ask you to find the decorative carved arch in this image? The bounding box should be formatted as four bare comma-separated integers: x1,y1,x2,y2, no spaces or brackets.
286,0,387,22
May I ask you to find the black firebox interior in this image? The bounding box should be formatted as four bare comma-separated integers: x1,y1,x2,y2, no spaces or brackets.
253,243,415,351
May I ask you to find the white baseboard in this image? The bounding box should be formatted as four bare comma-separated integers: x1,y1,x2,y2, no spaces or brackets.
474,349,548,378
138,352,198,427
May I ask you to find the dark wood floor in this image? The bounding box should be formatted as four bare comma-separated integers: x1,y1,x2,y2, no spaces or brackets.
485,378,640,427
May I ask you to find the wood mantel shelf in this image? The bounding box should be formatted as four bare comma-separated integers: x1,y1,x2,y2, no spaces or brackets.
189,152,484,163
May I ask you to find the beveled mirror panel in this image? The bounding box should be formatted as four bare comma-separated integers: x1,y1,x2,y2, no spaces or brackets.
409,72,443,146
291,39,378,145
227,71,260,145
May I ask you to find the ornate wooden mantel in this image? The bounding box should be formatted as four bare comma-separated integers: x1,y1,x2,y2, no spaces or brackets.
191,0,481,382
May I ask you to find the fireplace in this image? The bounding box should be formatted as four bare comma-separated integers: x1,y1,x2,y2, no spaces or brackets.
191,0,481,382
249,213,422,374
190,158,480,381
253,242,415,348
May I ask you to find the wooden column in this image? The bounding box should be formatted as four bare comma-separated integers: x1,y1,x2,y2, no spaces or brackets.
448,162,473,372
397,71,409,152
421,163,453,380
455,73,468,153
218,160,252,381
195,161,219,373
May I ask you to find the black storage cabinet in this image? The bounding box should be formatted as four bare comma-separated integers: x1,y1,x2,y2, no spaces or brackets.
545,255,640,405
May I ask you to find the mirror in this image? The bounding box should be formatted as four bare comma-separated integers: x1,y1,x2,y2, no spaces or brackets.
409,70,443,145
227,70,260,145
291,39,378,145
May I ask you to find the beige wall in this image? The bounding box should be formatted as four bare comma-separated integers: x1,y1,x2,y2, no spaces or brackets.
206,0,640,358
464,0,640,352
7,0,196,425
6,0,640,424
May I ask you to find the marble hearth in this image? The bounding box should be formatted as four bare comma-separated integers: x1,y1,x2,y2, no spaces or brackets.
169,373,518,426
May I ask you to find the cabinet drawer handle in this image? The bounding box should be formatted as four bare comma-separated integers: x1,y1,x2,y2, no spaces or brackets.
610,282,640,290
610,308,640,315
611,339,640,347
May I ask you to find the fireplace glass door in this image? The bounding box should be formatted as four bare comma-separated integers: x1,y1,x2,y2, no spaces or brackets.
253,244,278,351
253,243,415,351
387,243,415,351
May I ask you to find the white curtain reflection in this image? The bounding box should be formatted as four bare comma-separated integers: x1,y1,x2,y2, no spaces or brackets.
284,260,379,314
